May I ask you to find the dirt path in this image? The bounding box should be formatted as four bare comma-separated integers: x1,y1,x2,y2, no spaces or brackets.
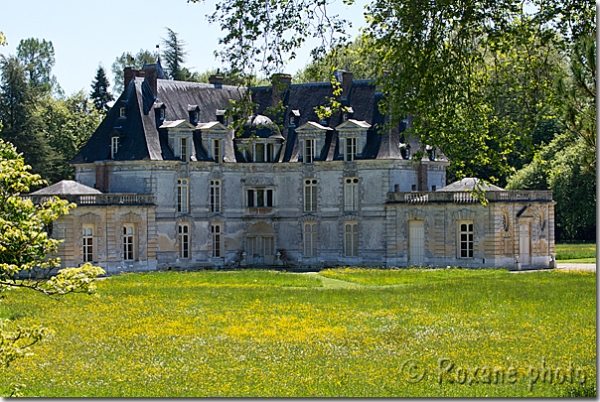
556,263,596,272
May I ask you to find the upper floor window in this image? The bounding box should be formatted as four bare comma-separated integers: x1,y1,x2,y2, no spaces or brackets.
180,138,189,162
82,225,94,262
344,178,359,212
247,188,274,208
119,107,126,118
177,179,189,214
304,139,314,164
111,136,120,159
345,137,357,162
123,224,135,261
458,222,474,258
212,139,222,164
253,142,274,162
304,179,317,212
178,224,190,259
210,180,221,213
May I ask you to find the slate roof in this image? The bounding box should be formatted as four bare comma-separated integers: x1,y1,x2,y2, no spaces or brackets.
71,67,440,165
437,178,505,192
30,180,102,195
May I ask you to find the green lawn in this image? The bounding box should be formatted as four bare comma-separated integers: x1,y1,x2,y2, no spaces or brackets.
0,269,596,397
555,243,596,262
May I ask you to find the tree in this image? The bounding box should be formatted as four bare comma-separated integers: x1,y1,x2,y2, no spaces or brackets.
90,66,114,113
110,49,156,94
0,138,103,374
37,92,102,182
0,56,57,181
506,132,596,241
161,28,188,81
16,38,62,97
0,32,6,47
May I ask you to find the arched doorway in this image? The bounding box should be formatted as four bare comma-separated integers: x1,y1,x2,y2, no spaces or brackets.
246,222,276,265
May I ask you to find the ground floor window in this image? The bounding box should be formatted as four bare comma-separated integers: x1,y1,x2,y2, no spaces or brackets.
82,225,94,262
303,222,317,257
458,221,474,258
179,224,190,259
212,224,222,257
344,221,358,257
123,224,135,260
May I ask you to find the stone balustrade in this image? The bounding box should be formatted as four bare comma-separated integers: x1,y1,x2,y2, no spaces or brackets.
24,193,155,206
387,190,553,204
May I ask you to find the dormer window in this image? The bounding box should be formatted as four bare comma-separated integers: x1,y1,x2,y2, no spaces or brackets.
345,137,357,162
212,139,222,164
216,109,226,124
188,105,200,124
159,108,165,119
119,107,126,118
111,136,120,159
180,137,189,162
304,139,314,164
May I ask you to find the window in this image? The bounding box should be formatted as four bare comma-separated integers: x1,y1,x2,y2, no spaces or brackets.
123,224,135,261
247,189,274,207
344,178,359,211
159,108,165,119
212,224,222,257
304,139,314,164
344,222,358,257
459,222,474,258
431,185,437,191
111,136,120,159
180,138,189,162
255,143,265,162
177,179,189,214
212,139,221,163
253,143,274,162
210,180,221,213
119,107,126,118
82,225,94,262
345,137,357,161
303,222,317,257
411,184,417,191
304,179,317,212
178,224,190,259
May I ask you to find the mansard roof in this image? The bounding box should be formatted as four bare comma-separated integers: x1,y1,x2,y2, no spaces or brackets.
71,70,444,165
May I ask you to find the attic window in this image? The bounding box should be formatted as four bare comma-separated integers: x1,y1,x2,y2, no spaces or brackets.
119,107,126,118
159,108,165,119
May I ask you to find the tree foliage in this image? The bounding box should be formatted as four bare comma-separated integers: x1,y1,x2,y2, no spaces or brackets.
161,28,191,81
110,49,156,94
16,38,61,97
0,139,104,371
90,65,114,114
0,56,56,181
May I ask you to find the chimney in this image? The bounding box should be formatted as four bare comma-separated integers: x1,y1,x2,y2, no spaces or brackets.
334,69,353,100
124,67,136,88
144,65,158,97
271,73,292,105
209,73,223,88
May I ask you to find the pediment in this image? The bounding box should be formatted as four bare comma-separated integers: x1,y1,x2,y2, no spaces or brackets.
197,121,230,132
159,119,196,130
335,119,371,131
296,121,333,133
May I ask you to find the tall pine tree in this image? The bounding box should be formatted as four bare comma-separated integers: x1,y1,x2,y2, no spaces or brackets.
0,56,56,181
162,28,188,81
90,66,114,113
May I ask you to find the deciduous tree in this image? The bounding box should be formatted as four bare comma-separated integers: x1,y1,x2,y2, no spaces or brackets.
110,49,156,93
0,138,103,373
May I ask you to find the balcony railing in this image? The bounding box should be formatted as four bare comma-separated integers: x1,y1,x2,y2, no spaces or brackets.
387,190,553,204
24,193,155,206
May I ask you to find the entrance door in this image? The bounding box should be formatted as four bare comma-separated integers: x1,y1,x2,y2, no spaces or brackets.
519,223,531,266
246,222,276,265
409,220,425,266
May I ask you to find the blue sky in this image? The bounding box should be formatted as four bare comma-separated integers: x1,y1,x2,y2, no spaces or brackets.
1,0,365,96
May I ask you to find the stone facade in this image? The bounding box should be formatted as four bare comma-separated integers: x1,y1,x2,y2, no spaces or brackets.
31,64,555,272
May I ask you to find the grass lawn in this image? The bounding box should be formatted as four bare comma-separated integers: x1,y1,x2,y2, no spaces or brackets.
0,268,595,397
555,243,596,263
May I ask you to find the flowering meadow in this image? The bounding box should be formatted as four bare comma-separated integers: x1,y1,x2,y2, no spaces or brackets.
0,268,595,397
